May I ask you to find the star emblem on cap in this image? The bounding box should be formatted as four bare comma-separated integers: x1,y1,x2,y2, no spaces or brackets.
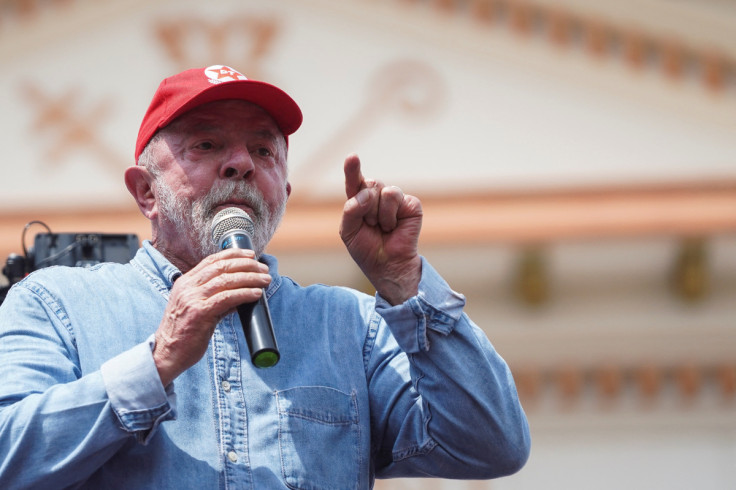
216,67,238,79
210,65,246,81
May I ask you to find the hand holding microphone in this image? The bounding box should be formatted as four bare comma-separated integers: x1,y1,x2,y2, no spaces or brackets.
211,207,280,368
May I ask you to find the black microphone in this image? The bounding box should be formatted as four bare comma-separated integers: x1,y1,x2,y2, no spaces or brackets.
211,207,279,368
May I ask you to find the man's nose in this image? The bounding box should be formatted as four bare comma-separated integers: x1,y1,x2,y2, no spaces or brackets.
221,146,255,179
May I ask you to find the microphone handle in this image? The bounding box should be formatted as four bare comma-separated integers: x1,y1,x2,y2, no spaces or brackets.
217,229,280,368
237,295,280,368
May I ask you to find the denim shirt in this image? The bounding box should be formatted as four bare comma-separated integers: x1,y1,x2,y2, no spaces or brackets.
0,241,530,489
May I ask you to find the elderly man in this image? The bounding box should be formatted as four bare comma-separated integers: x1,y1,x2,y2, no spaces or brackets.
0,65,530,488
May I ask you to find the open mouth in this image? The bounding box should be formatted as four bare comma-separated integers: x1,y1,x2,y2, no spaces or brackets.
214,202,255,219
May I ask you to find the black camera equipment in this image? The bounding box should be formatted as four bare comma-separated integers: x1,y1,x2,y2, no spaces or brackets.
1,221,139,306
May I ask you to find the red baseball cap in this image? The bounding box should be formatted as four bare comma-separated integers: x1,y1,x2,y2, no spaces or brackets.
135,65,303,162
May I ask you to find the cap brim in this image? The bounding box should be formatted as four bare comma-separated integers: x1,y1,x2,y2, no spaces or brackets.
162,79,303,137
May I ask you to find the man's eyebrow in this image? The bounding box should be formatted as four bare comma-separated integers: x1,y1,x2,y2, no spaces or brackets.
250,129,280,141
166,118,217,134
185,121,219,132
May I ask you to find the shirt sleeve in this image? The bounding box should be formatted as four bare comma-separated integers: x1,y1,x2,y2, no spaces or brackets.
100,334,177,444
368,257,531,480
0,281,174,488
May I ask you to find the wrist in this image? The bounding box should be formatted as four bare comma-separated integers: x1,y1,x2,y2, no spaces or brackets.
373,256,422,305
152,338,177,387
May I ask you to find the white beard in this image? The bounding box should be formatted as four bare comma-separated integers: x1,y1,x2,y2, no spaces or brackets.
154,178,287,261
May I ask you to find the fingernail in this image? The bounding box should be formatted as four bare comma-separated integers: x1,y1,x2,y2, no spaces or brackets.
356,188,369,206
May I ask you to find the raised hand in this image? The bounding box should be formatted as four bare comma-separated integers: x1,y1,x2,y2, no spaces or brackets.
339,154,423,305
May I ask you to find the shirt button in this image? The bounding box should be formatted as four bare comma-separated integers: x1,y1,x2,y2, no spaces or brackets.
227,451,238,463
222,380,231,392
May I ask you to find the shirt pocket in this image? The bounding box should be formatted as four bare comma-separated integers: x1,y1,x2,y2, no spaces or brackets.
276,386,360,490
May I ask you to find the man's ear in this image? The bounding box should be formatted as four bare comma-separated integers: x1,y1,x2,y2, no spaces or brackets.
286,181,292,198
124,166,157,220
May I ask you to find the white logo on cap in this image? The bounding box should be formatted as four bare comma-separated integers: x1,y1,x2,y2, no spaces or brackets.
204,65,248,84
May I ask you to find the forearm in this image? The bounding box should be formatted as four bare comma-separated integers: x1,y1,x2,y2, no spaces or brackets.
370,258,531,479
0,373,129,487
0,284,174,486
0,343,176,487
396,314,530,478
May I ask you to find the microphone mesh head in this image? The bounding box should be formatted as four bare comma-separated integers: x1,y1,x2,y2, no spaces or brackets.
211,207,255,245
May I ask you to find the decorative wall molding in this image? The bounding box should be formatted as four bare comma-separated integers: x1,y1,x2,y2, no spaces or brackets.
21,82,126,173
4,0,733,96
0,0,76,21
154,15,281,77
291,59,448,194
513,362,736,411
388,0,736,94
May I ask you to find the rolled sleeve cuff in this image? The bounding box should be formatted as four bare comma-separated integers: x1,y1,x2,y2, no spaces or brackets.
375,257,466,354
100,334,176,443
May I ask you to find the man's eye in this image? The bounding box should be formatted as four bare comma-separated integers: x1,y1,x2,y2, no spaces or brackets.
195,141,214,150
256,147,273,157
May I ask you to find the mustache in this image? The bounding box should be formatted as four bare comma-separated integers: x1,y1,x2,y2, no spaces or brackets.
197,181,267,223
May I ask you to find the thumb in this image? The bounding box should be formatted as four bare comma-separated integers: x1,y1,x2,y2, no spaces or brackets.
339,187,371,243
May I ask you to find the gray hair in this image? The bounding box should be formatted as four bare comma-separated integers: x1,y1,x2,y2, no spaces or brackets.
136,131,165,177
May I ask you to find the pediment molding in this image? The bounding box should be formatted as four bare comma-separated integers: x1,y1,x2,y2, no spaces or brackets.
4,0,734,96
